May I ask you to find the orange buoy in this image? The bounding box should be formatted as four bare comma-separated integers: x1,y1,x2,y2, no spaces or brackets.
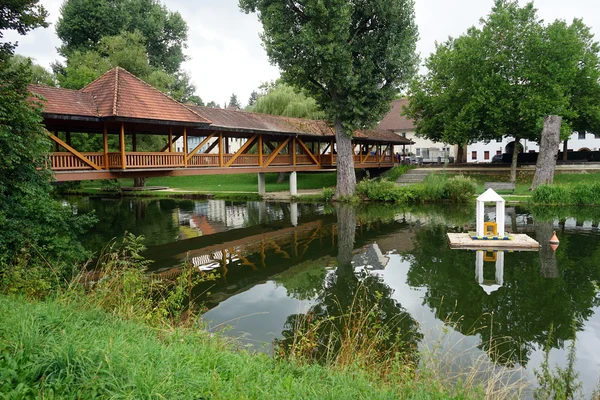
550,231,560,245
551,243,559,252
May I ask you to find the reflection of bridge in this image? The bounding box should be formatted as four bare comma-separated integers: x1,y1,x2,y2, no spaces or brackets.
30,67,411,192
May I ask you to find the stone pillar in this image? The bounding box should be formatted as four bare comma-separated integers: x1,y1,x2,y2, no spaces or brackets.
290,171,297,196
290,203,298,226
258,173,266,196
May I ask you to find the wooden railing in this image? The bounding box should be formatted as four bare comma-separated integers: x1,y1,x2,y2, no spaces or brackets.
50,152,104,170
49,149,395,172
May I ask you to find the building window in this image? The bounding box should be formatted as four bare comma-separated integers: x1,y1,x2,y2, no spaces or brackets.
578,132,586,140
416,148,420,156
471,151,477,160
484,151,490,160
496,150,502,155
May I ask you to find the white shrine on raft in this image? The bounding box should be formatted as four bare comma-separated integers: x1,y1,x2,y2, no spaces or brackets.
447,188,540,250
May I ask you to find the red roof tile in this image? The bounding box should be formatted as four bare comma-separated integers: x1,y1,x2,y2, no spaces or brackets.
28,85,99,118
378,98,415,131
80,67,210,124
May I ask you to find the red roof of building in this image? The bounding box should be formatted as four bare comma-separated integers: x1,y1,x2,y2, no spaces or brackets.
378,98,415,131
29,86,99,118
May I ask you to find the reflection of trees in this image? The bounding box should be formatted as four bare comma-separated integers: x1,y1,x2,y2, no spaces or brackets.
405,224,600,366
278,204,422,365
75,197,182,253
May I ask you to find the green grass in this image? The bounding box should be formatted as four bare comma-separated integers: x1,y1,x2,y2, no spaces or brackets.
79,172,337,193
0,295,473,399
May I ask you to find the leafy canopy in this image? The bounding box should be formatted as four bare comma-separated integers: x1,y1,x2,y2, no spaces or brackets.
228,93,242,109
239,0,418,134
405,0,600,146
247,83,324,120
56,0,188,74
0,0,48,59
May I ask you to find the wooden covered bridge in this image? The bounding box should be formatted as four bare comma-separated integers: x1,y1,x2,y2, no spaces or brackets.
30,67,411,193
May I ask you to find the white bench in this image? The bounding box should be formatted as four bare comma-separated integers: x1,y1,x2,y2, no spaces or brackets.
484,182,516,193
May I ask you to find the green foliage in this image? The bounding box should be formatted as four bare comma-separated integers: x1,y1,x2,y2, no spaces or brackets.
240,0,418,135
0,0,48,59
356,175,475,203
531,182,600,205
406,0,600,147
380,164,415,182
5,55,55,85
56,0,188,74
247,83,324,119
322,187,335,202
0,59,95,297
228,93,241,109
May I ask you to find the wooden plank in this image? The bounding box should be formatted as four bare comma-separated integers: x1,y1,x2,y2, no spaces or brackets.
447,233,540,250
379,144,390,163
47,131,103,171
292,138,297,166
183,127,188,168
224,134,258,167
103,123,109,170
361,144,375,163
258,135,263,166
160,132,180,152
186,133,215,162
168,128,173,153
204,140,219,154
119,123,126,169
264,138,291,167
296,138,320,166
218,133,223,167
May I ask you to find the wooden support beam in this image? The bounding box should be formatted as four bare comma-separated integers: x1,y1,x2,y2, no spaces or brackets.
132,132,137,152
379,144,391,163
291,138,297,166
224,137,230,154
186,133,215,162
218,133,223,167
264,138,291,167
183,127,188,167
168,128,173,152
321,143,330,155
361,144,375,163
103,123,109,170
46,130,102,171
296,138,320,166
204,140,218,154
330,139,334,164
258,135,263,166
120,122,126,169
54,131,59,152
66,131,71,146
224,134,258,167
265,141,276,152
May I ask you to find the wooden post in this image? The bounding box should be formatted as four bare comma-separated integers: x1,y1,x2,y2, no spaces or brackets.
183,127,188,167
330,139,334,164
168,127,173,153
66,131,71,146
218,133,223,167
292,137,297,166
258,135,263,166
120,122,126,170
224,136,230,155
103,123,109,170
54,131,60,152
132,132,137,152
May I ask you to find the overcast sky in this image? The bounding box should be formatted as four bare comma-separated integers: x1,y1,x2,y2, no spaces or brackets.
5,0,600,107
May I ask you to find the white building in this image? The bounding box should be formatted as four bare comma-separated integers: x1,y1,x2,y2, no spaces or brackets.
174,135,246,154
467,132,600,163
378,98,457,162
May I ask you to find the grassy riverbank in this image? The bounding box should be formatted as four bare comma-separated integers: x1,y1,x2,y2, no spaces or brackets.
0,295,480,399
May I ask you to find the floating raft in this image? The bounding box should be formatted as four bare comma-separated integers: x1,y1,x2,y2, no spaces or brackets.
447,233,540,250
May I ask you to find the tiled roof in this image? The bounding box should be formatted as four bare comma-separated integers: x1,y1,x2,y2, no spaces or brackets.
378,98,415,131
81,68,210,124
28,86,99,118
190,106,412,144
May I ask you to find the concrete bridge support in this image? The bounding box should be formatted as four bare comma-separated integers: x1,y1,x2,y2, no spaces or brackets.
290,171,297,196
258,173,266,196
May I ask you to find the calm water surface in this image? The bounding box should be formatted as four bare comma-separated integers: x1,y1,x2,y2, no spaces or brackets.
69,196,600,396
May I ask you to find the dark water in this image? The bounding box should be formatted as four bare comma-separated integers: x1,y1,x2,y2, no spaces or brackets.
69,196,600,396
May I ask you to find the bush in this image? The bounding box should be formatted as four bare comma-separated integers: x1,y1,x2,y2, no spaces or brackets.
532,182,600,206
444,175,477,202
380,164,415,181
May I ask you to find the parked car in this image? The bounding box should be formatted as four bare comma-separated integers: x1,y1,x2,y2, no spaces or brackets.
491,154,505,163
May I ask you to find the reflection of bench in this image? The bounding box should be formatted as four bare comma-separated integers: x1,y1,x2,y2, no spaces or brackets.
484,182,515,193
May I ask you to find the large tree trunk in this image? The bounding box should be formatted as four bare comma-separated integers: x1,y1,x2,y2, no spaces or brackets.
134,177,146,188
509,136,520,183
531,116,561,191
536,221,558,278
333,118,356,199
335,204,356,269
457,144,467,163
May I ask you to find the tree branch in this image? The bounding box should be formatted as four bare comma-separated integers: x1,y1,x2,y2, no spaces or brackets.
287,0,309,21
308,77,331,99
348,15,376,45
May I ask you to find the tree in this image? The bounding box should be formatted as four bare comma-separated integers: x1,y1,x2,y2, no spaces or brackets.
205,101,220,108
6,55,55,86
56,0,187,73
0,1,95,296
227,93,241,109
0,0,48,59
531,115,562,190
239,0,418,197
406,1,600,181
247,90,258,107
247,83,323,119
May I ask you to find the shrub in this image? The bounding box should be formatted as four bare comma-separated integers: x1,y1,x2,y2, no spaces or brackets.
380,164,415,181
444,175,477,203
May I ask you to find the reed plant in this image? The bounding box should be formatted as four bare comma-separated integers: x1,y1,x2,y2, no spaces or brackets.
531,182,600,205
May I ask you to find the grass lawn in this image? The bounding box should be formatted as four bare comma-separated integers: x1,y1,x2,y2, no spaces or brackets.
81,172,337,193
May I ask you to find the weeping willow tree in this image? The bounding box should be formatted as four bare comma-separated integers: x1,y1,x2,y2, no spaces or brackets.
246,83,324,120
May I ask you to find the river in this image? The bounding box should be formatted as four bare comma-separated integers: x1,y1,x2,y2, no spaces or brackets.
66,196,600,397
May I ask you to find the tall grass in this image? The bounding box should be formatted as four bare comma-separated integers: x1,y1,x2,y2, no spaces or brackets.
356,174,476,204
531,182,600,205
380,164,415,181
